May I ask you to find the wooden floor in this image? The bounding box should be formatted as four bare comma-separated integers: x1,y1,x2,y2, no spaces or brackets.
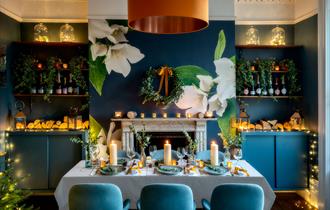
24,193,318,210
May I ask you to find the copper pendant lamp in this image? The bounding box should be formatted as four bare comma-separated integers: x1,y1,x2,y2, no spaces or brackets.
128,0,209,34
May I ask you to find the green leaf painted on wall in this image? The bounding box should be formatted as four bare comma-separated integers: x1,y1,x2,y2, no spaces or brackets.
230,55,236,65
89,114,104,138
214,30,226,60
174,65,211,87
89,55,107,96
218,98,237,138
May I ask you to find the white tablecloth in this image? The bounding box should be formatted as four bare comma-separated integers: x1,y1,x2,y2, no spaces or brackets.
55,160,276,210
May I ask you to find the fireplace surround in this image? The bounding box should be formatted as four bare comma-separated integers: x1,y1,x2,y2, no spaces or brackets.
112,118,217,152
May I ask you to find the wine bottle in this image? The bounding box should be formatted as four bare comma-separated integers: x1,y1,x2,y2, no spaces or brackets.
250,75,256,96
268,76,274,96
68,73,73,94
275,78,281,96
62,77,68,95
56,71,62,95
281,75,287,95
243,82,249,96
37,73,44,94
256,75,262,96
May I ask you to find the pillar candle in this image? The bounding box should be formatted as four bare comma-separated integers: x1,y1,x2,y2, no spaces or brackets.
210,141,219,166
164,140,172,165
109,141,118,165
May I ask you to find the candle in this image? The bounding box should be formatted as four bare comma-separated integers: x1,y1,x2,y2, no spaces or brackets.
186,113,192,119
140,113,145,119
176,113,181,118
205,111,213,118
251,65,255,71
152,113,157,118
227,161,233,169
275,65,280,71
37,63,43,70
109,141,118,165
114,112,122,118
163,113,168,118
63,63,68,69
210,141,219,166
138,161,144,168
164,140,172,165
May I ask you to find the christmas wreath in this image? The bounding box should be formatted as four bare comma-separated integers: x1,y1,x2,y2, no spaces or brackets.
140,66,183,106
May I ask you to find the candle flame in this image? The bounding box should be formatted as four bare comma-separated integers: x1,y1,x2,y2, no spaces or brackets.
211,141,216,145
165,140,169,144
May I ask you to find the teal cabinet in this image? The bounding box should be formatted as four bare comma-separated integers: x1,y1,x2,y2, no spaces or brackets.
242,132,308,190
7,131,86,190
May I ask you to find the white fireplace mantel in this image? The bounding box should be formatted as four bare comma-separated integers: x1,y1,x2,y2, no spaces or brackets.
111,118,217,152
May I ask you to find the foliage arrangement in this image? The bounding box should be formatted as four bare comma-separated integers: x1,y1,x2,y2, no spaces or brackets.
183,131,198,155
0,164,34,209
140,67,184,106
129,125,151,150
236,58,301,96
70,131,99,161
220,132,243,149
42,57,61,101
13,54,38,93
69,56,88,93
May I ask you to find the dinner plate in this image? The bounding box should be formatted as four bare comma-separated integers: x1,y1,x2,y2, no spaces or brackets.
203,165,228,175
156,165,183,175
99,165,125,176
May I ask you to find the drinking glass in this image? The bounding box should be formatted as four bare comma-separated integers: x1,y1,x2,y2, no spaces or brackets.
176,147,184,160
149,145,157,157
126,149,136,162
234,148,243,166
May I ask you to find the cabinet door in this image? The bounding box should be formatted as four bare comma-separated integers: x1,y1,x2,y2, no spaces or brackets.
48,135,82,189
276,134,308,189
9,134,48,189
242,135,275,188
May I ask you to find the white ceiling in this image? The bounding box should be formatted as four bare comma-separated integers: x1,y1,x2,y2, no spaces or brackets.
0,0,318,24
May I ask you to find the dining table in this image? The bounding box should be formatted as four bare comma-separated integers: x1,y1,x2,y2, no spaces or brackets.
55,160,276,210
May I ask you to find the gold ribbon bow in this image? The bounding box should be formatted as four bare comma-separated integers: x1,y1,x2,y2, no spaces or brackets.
158,66,173,96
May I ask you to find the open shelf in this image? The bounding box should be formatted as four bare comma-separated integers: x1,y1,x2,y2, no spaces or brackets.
14,94,89,98
237,95,303,99
13,41,88,47
236,45,302,49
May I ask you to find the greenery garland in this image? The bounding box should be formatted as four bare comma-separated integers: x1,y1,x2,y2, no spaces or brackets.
69,56,88,93
13,54,38,93
280,59,301,95
236,59,253,95
140,67,183,106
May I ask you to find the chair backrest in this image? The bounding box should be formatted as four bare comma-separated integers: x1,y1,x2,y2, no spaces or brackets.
196,150,225,162
69,183,124,210
210,184,264,210
151,149,179,160
140,184,194,210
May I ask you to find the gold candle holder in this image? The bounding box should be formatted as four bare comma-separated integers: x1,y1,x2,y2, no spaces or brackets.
171,160,177,166
205,111,213,118
176,113,181,118
163,113,168,118
114,112,123,118
152,113,157,118
140,113,145,119
186,113,193,119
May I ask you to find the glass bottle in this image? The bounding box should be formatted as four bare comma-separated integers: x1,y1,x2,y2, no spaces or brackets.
268,76,274,96
37,73,44,94
281,75,287,95
68,73,73,94
62,77,68,95
275,78,281,96
243,82,249,96
56,71,62,95
250,75,256,96
256,75,262,96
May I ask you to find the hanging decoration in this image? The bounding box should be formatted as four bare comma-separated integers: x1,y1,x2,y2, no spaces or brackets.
140,66,183,106
128,0,209,34
34,23,49,42
59,23,75,42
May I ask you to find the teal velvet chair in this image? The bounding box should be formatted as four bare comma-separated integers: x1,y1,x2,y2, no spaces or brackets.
69,183,130,210
137,183,195,210
151,150,179,161
196,150,225,162
201,184,264,210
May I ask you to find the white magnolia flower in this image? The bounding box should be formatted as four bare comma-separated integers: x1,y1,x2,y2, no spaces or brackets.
208,94,228,117
108,24,128,44
197,75,214,92
90,44,108,61
89,20,111,44
104,43,145,77
175,85,208,115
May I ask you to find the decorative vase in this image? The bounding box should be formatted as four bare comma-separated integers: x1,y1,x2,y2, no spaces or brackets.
229,146,240,160
85,144,97,168
140,146,147,167
224,148,231,160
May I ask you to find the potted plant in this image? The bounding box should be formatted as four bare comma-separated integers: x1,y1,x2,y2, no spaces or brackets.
69,56,87,95
129,124,151,167
13,54,38,94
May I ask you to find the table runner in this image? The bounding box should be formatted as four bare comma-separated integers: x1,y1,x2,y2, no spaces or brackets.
55,160,275,210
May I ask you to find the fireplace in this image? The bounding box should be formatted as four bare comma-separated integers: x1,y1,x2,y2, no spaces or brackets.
135,132,195,154
112,118,217,152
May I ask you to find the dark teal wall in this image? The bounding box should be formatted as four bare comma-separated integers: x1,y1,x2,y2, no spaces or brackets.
21,23,88,43
294,15,318,132
0,12,20,129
